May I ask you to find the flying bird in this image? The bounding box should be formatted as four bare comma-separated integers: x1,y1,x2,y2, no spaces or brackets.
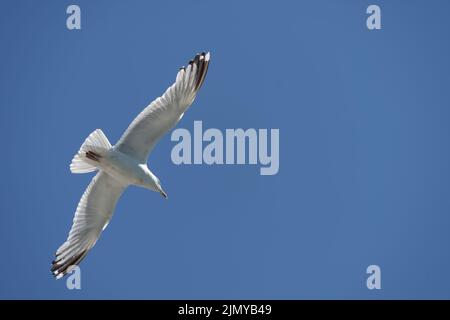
51,52,210,278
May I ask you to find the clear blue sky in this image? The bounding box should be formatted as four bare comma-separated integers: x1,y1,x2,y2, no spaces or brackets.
1,0,450,299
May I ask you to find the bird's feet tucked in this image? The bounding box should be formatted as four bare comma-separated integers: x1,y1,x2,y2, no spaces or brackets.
85,150,102,162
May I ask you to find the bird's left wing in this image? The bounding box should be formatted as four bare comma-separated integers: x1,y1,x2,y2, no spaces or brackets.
115,52,210,163
51,171,125,278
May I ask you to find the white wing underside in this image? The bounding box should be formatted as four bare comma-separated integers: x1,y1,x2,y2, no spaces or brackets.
115,52,210,162
52,172,125,278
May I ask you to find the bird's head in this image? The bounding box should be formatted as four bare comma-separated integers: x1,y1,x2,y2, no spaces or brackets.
150,175,168,199
156,180,168,199
141,166,168,199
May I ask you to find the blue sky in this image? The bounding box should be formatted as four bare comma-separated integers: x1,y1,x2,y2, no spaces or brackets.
1,0,450,299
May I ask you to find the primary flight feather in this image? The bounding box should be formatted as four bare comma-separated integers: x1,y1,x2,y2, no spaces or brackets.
51,52,210,278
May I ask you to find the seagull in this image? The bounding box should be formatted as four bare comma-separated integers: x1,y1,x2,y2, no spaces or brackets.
51,52,210,279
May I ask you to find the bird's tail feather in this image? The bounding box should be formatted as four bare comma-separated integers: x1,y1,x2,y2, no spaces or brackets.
70,129,112,174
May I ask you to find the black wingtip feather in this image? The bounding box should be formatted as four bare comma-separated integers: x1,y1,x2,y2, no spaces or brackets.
51,249,88,279
194,52,210,91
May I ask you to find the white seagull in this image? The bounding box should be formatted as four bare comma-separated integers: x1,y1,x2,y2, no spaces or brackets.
51,52,210,278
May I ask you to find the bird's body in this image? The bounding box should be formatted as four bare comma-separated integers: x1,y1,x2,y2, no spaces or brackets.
90,146,159,192
52,52,210,278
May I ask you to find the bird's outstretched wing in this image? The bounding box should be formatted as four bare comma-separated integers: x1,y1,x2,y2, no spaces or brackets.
51,172,125,278
115,52,210,163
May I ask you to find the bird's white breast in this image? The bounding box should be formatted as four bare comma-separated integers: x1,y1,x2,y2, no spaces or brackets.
100,149,146,186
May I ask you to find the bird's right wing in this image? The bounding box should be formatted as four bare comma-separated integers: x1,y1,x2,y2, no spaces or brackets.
51,171,125,278
115,52,210,163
